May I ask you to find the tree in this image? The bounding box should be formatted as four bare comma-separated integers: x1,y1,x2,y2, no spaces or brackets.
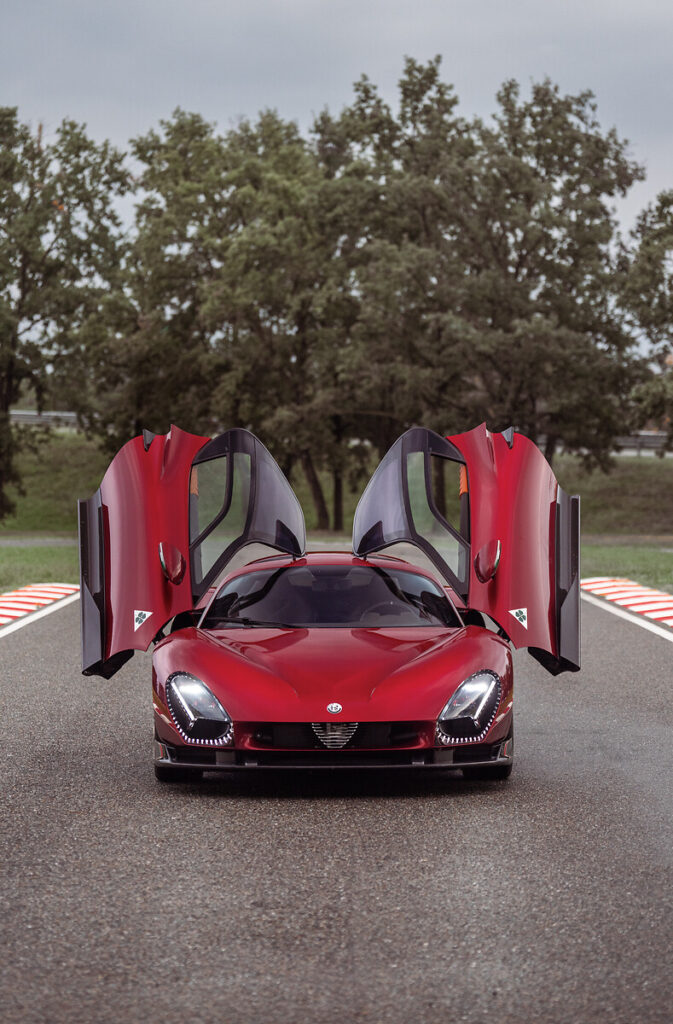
81,108,359,529
0,108,129,516
202,110,341,529
435,78,647,465
312,58,470,455
621,190,673,445
67,109,226,449
312,63,647,469
69,62,657,533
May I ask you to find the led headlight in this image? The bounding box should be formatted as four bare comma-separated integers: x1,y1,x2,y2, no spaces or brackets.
436,670,501,744
165,672,233,746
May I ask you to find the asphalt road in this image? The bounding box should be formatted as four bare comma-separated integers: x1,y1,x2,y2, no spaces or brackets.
1,600,672,1024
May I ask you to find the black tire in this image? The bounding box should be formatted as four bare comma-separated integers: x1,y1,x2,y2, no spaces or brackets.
462,762,512,781
154,764,203,783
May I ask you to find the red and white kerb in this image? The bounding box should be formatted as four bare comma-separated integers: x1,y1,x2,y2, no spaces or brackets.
581,578,673,628
0,583,80,626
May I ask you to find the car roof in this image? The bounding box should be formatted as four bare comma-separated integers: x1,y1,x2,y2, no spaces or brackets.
229,549,430,575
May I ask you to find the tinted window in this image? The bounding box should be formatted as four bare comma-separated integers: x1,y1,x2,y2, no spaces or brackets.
352,428,470,595
406,451,469,583
190,453,252,585
188,430,305,596
201,564,462,629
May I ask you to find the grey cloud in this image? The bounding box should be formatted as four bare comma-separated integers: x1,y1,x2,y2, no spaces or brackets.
2,0,672,226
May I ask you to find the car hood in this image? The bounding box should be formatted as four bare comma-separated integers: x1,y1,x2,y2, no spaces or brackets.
153,625,512,722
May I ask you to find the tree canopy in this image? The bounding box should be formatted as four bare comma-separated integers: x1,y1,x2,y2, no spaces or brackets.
621,191,673,446
0,108,128,517
1,59,669,526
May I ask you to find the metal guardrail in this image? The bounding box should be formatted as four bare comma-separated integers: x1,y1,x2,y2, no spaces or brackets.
9,409,78,427
614,432,668,454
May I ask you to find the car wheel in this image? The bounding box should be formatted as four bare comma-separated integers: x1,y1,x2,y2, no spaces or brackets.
462,762,513,781
154,764,203,783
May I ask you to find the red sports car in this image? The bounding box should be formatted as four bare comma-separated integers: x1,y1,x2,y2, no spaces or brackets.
78,425,579,782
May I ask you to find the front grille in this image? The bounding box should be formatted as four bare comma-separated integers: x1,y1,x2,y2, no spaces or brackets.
249,722,423,750
312,722,358,748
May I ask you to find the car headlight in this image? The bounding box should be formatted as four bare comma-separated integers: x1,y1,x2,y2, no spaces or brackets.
436,670,501,744
165,672,233,746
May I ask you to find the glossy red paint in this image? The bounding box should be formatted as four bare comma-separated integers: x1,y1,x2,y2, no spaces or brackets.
152,553,513,752
78,423,567,774
80,425,308,677
449,424,558,657
350,424,578,674
97,426,209,661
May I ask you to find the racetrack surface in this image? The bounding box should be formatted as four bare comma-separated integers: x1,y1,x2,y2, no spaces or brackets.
1,602,672,1024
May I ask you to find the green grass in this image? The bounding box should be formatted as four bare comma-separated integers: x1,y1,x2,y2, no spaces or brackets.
0,546,79,592
0,432,109,534
581,542,673,594
554,454,673,535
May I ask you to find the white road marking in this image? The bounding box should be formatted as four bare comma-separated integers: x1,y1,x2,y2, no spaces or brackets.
581,587,673,644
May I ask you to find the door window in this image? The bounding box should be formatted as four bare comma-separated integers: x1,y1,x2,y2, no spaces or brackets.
189,452,252,586
406,451,468,585
353,427,470,596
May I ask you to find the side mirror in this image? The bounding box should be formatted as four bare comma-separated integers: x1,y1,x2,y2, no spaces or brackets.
474,539,501,584
159,541,186,585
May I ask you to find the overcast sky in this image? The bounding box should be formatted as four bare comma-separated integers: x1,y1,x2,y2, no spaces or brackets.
3,0,672,230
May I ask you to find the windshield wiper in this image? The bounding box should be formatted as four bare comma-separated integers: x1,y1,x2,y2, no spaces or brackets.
206,615,295,630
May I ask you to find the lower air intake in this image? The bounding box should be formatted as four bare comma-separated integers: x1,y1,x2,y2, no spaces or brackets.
311,722,359,749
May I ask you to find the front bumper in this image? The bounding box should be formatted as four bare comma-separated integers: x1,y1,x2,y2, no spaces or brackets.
153,733,514,772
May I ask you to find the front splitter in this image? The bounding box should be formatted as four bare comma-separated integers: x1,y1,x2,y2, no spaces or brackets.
154,739,513,772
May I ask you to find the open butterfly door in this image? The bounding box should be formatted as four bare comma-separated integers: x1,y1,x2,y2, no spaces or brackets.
352,425,580,676
79,426,305,678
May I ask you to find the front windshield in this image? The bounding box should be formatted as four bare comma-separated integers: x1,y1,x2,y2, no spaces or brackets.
200,564,462,629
